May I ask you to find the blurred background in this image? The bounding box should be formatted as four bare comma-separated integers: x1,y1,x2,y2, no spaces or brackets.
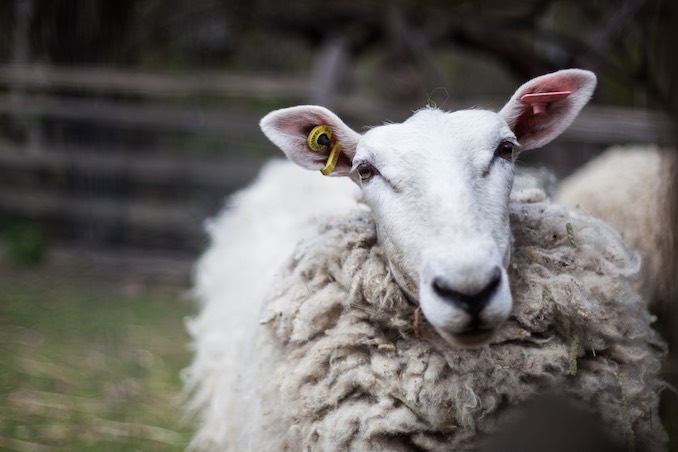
0,0,675,450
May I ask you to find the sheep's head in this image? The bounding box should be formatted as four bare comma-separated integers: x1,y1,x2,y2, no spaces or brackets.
260,69,596,347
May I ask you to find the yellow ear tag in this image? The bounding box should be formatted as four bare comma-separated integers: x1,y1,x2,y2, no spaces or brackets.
307,125,342,176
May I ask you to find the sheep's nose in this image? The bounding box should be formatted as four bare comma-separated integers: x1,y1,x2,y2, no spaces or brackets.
432,267,502,316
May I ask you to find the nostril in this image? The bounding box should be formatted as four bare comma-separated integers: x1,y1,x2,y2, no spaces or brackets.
432,277,459,299
432,267,502,316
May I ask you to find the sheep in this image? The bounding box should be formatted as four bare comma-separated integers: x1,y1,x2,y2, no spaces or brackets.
183,69,667,451
184,159,362,448
555,145,676,307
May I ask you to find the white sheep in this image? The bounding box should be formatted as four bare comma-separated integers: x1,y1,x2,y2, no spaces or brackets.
555,145,676,307
183,69,667,451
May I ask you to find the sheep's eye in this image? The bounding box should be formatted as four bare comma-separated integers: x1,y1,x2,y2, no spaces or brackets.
357,163,375,181
495,141,514,160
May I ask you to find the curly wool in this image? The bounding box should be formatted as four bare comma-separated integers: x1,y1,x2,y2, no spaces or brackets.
185,170,666,451
183,160,361,450
260,198,665,451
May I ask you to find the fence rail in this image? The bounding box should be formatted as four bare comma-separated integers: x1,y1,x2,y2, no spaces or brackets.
0,141,259,189
0,65,311,99
0,95,263,137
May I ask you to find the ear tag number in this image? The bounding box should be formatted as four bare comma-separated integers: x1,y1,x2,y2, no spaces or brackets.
307,124,342,176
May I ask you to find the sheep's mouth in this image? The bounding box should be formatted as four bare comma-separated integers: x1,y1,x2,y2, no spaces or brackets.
451,326,496,348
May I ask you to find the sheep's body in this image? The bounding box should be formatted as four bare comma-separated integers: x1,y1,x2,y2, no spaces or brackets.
185,162,666,451
185,160,361,448
555,145,674,306
186,70,667,450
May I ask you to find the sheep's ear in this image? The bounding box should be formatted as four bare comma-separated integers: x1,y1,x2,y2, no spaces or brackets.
260,105,361,177
499,69,596,151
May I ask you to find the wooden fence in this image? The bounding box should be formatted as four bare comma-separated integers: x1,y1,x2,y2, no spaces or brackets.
0,65,306,258
0,64,671,270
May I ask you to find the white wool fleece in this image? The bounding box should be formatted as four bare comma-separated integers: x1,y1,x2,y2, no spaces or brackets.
184,171,667,452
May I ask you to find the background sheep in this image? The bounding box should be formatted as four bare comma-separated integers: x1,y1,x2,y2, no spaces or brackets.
183,70,667,450
555,146,678,443
556,145,677,308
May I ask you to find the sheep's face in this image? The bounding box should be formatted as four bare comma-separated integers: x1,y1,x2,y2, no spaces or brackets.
355,109,515,346
261,69,596,347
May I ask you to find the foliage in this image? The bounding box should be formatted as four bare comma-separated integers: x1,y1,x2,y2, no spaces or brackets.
1,222,48,267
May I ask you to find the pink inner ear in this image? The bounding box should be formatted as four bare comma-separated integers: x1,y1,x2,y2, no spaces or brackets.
520,91,572,115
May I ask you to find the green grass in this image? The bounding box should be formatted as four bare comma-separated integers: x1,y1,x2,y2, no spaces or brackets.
0,273,194,451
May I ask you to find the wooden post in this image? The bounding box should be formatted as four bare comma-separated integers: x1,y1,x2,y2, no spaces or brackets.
311,39,348,109
11,0,41,152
